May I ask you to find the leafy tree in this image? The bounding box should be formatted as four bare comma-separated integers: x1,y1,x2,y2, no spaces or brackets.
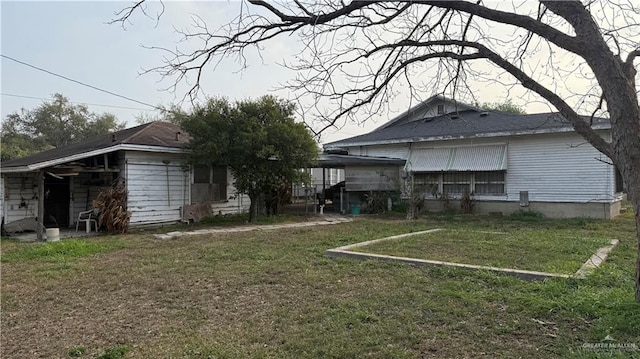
178,96,318,223
481,100,526,115
115,2,640,299
1,93,125,160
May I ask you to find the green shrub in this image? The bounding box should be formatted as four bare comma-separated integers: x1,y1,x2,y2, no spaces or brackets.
96,345,129,359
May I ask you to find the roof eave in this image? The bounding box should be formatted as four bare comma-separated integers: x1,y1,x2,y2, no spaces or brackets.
1,144,188,174
324,124,611,149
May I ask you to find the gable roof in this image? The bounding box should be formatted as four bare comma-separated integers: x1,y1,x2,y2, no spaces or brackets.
376,94,482,131
326,110,610,149
1,122,190,172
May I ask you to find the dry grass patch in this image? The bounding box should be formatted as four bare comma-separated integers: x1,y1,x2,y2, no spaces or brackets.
1,215,639,358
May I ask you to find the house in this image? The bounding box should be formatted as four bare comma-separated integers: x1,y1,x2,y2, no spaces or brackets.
323,95,623,218
0,122,250,237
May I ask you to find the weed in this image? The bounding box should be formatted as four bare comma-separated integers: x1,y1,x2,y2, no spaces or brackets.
66,346,86,358
96,345,129,359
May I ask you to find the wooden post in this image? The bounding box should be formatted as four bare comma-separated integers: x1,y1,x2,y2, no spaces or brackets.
37,170,44,241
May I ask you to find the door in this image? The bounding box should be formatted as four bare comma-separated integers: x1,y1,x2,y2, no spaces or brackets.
44,175,70,228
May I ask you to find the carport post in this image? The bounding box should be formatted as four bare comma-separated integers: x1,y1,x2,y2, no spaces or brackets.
37,170,44,241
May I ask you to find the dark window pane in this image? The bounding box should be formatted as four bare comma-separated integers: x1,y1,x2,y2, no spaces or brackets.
194,166,210,184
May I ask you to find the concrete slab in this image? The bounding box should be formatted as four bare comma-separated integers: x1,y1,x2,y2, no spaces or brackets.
324,228,611,281
574,239,619,278
153,215,352,240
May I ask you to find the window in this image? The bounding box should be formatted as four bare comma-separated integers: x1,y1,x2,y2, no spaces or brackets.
474,171,505,195
192,166,228,202
414,173,439,196
193,166,210,184
442,172,471,194
413,171,505,197
437,104,445,115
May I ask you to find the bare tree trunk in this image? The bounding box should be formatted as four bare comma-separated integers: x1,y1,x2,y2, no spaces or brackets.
626,173,640,301
635,206,640,302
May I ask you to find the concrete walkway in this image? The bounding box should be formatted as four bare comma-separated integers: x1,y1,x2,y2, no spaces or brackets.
154,215,352,240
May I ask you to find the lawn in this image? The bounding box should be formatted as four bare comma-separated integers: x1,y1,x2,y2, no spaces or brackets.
353,228,613,274
1,213,639,358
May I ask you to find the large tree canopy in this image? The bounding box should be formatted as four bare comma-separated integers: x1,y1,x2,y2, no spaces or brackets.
178,95,318,223
1,93,125,160
114,1,640,299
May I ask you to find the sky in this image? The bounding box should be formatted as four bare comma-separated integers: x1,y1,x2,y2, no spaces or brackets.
2,1,629,145
1,1,377,143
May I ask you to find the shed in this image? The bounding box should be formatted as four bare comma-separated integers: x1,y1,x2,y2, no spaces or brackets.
1,122,250,238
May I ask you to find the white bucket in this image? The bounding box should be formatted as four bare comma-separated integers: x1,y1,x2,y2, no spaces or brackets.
46,228,60,242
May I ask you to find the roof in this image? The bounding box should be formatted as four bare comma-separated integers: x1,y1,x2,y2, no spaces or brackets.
326,110,610,148
1,122,190,172
376,94,481,131
317,154,406,168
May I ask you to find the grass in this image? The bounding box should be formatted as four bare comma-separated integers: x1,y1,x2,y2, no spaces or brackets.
354,228,612,274
1,213,639,358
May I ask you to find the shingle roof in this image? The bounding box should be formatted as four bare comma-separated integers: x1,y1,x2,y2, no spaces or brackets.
325,110,610,148
1,122,189,170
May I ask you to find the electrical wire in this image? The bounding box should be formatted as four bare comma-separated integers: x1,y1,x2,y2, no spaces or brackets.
1,54,160,110
1,93,154,112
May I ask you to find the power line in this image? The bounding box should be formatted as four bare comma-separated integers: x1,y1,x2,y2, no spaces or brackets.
1,54,160,110
1,93,154,112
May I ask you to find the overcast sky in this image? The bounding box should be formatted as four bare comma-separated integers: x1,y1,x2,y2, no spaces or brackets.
1,1,376,143
2,1,620,145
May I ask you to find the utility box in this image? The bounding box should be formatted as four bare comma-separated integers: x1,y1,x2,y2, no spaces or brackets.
519,191,529,207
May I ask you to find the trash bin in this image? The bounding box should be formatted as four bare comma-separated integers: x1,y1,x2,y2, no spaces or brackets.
351,204,361,215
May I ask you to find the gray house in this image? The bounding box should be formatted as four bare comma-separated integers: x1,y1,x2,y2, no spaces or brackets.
1,122,250,235
323,95,623,218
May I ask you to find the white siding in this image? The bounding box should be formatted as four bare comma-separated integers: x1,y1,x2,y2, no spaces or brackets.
355,133,615,204
210,168,250,215
124,151,190,225
506,133,614,203
2,173,39,224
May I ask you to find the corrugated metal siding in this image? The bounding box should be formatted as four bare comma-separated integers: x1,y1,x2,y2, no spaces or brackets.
449,145,507,171
406,148,451,171
124,151,189,225
2,173,38,224
406,145,506,171
506,133,613,203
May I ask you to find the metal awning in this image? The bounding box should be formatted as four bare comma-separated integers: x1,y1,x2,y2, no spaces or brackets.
406,144,507,172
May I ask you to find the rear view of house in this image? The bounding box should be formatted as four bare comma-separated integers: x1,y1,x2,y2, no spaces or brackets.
1,122,249,236
323,95,623,218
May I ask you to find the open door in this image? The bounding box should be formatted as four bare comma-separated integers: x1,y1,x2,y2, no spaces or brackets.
44,175,70,228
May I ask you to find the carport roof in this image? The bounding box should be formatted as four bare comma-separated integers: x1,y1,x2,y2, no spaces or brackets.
317,154,406,168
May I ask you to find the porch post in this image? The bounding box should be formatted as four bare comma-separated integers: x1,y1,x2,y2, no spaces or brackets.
37,170,44,241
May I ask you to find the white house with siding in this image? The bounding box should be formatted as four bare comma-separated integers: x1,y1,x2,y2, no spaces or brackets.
1,122,250,235
323,95,623,218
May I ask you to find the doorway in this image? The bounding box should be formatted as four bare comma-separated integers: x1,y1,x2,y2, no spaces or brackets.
44,175,70,228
